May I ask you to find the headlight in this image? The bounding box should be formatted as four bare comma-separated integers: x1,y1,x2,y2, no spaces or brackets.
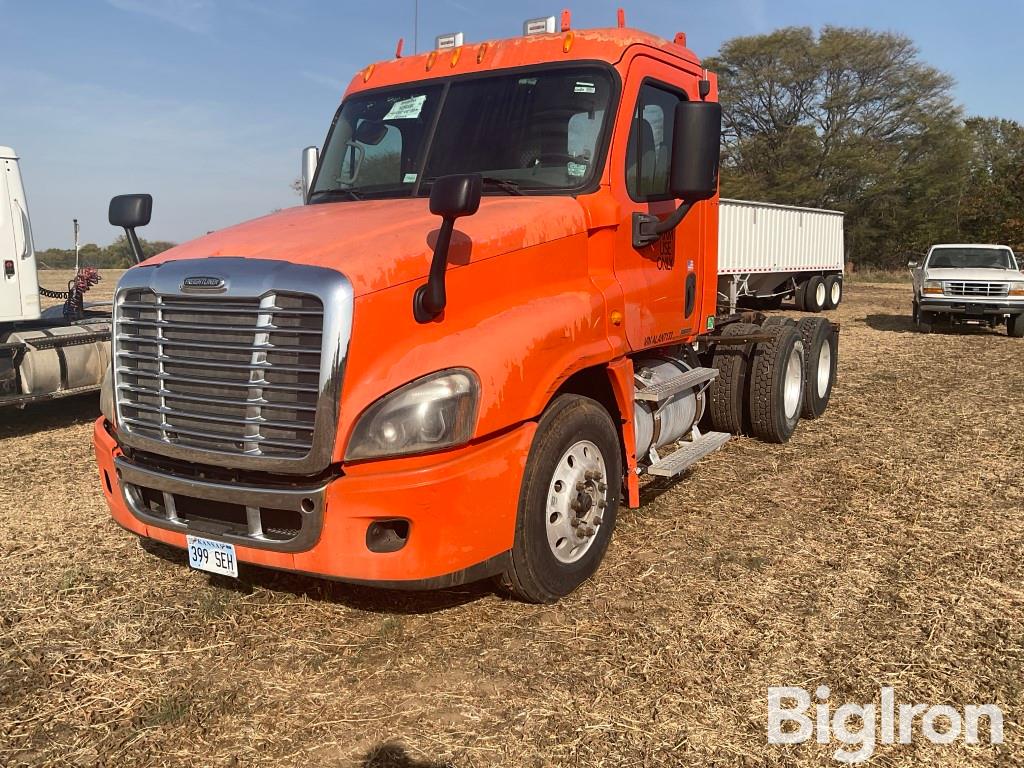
1009,282,1024,296
922,280,944,295
345,369,480,461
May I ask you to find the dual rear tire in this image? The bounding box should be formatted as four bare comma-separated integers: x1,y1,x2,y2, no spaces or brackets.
796,274,842,312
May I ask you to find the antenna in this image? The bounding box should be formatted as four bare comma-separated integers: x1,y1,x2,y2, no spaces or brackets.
413,0,419,54
73,218,80,272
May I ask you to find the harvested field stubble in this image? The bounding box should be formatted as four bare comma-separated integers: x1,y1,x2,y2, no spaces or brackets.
0,281,1021,766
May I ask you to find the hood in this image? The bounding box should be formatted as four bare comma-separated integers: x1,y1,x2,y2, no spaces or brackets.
924,267,1024,282
147,196,588,297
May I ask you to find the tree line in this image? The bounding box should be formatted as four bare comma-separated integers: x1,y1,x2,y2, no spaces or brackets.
36,235,176,269
707,26,1024,269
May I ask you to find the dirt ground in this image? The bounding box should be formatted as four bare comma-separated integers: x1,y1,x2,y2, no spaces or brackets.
1,279,1021,767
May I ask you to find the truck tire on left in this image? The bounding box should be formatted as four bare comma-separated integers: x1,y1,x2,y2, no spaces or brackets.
502,394,622,603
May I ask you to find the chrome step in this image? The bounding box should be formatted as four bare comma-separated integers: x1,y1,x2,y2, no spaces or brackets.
635,367,719,404
647,431,730,478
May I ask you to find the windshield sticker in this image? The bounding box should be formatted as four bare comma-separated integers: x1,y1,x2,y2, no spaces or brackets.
574,81,596,94
403,172,418,183
384,94,426,120
518,77,538,86
567,161,587,178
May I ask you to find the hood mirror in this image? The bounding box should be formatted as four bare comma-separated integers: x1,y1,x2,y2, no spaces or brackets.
108,194,152,264
414,174,483,323
301,146,319,203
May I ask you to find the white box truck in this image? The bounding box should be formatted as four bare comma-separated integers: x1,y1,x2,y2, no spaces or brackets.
1,146,112,408
718,198,845,313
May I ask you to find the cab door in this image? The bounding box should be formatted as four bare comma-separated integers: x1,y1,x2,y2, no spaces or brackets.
610,57,708,351
0,159,22,323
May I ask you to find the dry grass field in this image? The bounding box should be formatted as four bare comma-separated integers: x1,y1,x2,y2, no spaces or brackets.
1,279,1021,767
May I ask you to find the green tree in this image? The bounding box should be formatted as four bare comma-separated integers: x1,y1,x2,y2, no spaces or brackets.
707,27,967,267
957,118,1024,252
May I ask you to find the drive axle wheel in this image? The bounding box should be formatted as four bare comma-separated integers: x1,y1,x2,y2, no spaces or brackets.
707,322,761,436
749,325,805,443
502,395,621,603
796,317,837,419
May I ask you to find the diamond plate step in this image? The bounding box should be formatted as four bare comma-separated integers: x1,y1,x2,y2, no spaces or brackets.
635,367,719,404
646,431,730,478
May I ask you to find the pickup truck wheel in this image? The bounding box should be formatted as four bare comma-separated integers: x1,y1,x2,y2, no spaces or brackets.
796,318,837,419
749,325,804,443
502,394,621,603
917,307,934,334
1008,314,1024,338
824,276,843,310
708,322,761,436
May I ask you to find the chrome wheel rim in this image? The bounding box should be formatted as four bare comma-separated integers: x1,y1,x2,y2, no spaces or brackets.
784,345,803,419
830,281,841,305
546,440,608,564
816,341,831,399
815,282,827,308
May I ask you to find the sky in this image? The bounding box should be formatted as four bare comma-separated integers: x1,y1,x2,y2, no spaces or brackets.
3,0,1022,249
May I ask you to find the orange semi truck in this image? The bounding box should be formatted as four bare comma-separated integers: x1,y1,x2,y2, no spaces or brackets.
93,13,839,602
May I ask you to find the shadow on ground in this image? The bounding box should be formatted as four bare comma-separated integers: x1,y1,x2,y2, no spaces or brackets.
865,313,1007,336
361,742,453,767
139,538,501,614
0,393,100,438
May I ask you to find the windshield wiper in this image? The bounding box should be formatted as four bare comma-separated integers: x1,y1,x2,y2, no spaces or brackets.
309,188,363,202
480,176,524,196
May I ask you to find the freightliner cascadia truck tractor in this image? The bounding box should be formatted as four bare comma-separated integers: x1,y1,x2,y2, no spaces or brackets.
94,12,839,602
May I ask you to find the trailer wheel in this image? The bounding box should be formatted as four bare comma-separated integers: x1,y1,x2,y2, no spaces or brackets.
1008,314,1024,338
801,276,826,312
749,325,804,443
502,394,621,603
796,318,837,419
824,275,843,310
707,322,760,436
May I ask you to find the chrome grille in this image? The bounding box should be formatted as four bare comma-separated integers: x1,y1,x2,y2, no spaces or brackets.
943,281,1009,298
116,290,322,458
112,259,353,475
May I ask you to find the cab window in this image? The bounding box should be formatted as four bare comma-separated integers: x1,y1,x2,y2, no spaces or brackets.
626,83,684,201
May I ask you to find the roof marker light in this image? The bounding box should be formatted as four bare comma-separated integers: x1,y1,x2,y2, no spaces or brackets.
563,30,574,53
523,16,556,35
476,42,489,63
426,51,437,71
449,46,462,67
363,64,375,82
435,32,464,50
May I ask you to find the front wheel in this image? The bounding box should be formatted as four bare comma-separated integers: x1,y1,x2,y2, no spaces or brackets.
502,395,622,603
1008,314,1024,338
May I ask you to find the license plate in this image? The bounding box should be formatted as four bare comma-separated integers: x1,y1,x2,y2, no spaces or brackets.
186,536,238,578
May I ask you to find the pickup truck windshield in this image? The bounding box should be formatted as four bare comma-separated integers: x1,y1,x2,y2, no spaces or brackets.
309,66,613,201
927,247,1016,270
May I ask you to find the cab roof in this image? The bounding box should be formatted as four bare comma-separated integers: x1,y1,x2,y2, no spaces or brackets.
345,26,704,96
0,146,17,159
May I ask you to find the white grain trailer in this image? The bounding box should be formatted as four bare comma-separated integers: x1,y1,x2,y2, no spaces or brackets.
718,199,845,313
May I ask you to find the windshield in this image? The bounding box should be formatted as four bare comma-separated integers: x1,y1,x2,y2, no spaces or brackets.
927,247,1016,270
310,66,614,201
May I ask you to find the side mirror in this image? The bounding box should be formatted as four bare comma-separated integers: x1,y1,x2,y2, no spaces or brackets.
301,146,319,203
633,100,722,249
907,260,918,269
670,100,722,201
108,194,152,264
414,174,482,322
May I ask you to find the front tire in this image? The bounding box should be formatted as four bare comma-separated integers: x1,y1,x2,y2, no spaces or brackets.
502,395,622,603
1008,314,1024,338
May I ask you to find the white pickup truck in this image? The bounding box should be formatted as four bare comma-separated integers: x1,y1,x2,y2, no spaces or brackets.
910,244,1024,336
